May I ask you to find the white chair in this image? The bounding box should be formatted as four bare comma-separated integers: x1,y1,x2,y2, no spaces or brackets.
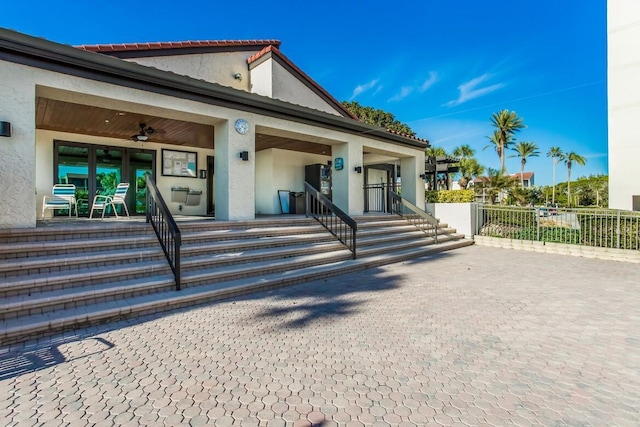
89,183,130,219
42,184,78,219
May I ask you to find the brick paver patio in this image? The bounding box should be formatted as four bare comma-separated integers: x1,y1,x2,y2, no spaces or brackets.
1,245,639,426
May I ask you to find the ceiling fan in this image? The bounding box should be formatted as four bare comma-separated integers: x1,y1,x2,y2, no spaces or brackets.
131,123,165,142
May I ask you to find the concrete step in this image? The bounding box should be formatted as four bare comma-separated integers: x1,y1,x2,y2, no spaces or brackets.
0,238,473,346
0,247,165,278
182,241,346,271
0,234,158,260
0,259,171,298
180,224,327,245
0,222,152,244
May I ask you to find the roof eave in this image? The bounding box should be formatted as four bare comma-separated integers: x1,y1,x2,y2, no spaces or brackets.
0,28,427,149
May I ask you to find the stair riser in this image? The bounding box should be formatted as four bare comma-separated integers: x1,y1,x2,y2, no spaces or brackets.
181,236,337,257
182,244,345,272
0,252,166,278
179,220,318,233
183,253,354,288
182,229,326,245
0,227,152,245
0,240,159,261
0,264,172,299
1,279,176,322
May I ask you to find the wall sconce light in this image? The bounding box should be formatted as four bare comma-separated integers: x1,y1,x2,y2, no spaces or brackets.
239,151,249,161
419,173,427,179
0,121,11,137
233,72,242,81
199,169,207,179
354,166,362,174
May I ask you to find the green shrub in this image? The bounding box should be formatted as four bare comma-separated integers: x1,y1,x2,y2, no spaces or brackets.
425,190,475,203
509,226,582,244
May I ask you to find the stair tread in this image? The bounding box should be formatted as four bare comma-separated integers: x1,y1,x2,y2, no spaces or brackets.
1,274,176,311
182,224,325,239
181,232,335,251
182,241,345,265
0,235,157,254
182,249,354,282
0,247,164,270
0,260,170,290
0,239,472,337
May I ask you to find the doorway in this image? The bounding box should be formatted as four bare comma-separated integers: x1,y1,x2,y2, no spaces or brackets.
206,155,215,216
54,140,156,216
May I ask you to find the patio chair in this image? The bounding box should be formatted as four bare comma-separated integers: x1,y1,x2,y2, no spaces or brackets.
42,184,78,219
89,183,130,219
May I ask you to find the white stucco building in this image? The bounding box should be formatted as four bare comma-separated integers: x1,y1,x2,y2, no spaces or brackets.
608,0,640,211
0,29,428,229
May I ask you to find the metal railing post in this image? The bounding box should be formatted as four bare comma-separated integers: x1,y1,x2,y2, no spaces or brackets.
617,209,621,249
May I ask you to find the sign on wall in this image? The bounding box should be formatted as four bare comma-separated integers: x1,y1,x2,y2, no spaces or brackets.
162,149,197,178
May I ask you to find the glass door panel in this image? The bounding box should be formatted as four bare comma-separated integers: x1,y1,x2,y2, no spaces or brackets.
56,144,89,216
96,148,123,216
128,150,155,214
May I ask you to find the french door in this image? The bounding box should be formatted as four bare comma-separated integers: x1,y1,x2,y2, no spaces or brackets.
54,141,155,216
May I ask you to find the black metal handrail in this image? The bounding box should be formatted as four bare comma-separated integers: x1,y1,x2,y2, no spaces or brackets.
145,173,182,290
304,182,357,258
389,190,439,243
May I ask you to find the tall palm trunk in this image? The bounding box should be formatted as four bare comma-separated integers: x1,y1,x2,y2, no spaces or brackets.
552,159,557,204
567,164,572,207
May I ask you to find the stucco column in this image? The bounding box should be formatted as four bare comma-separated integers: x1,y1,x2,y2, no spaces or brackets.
214,120,255,220
400,153,425,207
0,70,36,228
331,140,364,215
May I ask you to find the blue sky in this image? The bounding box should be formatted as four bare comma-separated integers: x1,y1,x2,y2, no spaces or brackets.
1,0,607,186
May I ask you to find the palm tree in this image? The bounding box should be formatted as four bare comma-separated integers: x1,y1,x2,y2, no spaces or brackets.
458,158,484,189
453,144,474,159
546,146,564,205
564,151,587,207
509,141,540,188
489,109,526,174
477,168,517,204
425,146,448,158
483,130,513,173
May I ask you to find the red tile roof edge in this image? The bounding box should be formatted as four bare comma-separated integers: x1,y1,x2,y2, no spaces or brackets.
75,39,282,52
473,172,535,182
249,48,429,143
248,45,357,120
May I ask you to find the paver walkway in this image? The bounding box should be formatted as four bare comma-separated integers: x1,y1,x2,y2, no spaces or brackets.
1,245,639,426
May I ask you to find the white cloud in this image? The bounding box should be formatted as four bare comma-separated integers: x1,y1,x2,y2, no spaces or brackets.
350,79,380,100
388,86,414,102
444,74,505,107
419,71,438,92
388,71,438,102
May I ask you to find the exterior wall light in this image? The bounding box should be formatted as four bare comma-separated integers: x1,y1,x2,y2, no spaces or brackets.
354,166,362,173
239,151,249,161
0,121,11,137
419,173,427,179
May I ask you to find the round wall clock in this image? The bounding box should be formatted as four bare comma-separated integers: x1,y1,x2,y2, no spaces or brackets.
234,118,249,135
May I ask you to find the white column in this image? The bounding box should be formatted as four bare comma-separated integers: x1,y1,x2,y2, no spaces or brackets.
214,119,255,220
0,66,36,228
400,152,425,207
331,140,364,215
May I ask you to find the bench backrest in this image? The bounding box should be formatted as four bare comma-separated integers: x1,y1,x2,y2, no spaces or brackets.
52,184,76,202
112,183,129,203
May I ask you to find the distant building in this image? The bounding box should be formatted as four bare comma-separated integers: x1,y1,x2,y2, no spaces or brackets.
608,0,640,211
472,172,535,188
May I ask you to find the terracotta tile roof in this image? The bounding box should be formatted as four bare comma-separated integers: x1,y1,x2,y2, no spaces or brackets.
473,172,534,183
75,39,281,53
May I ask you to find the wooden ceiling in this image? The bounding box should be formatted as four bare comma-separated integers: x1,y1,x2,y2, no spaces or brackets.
36,97,331,155
36,98,215,149
255,134,331,156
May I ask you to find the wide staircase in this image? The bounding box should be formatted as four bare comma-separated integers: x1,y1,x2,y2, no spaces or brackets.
0,215,471,346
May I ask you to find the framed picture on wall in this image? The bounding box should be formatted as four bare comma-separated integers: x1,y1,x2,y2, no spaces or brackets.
162,149,198,178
